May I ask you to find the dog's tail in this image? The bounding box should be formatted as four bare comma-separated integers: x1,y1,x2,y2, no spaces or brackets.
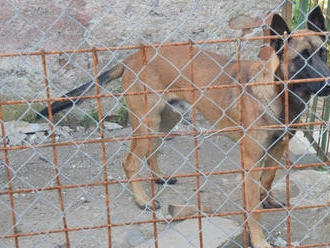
37,64,125,119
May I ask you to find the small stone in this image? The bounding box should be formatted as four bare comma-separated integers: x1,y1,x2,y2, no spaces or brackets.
80,196,89,203
274,237,287,247
229,15,262,30
4,121,48,135
7,133,27,146
165,214,172,219
55,126,73,139
103,122,123,131
126,228,145,246
76,126,84,132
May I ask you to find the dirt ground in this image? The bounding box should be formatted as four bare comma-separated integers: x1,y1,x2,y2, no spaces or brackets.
0,120,329,248
1,1,329,247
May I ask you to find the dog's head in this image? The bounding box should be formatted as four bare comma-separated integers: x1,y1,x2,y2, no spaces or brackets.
270,5,330,97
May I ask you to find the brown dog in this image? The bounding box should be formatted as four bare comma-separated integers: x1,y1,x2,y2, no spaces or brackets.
39,6,329,248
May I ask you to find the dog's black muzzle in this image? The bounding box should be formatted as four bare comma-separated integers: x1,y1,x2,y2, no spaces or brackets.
308,54,330,97
317,80,330,96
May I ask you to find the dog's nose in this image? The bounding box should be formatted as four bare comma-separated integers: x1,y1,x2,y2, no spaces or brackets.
322,79,330,96
317,79,330,96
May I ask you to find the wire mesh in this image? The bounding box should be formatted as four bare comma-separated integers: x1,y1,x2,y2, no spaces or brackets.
0,1,329,248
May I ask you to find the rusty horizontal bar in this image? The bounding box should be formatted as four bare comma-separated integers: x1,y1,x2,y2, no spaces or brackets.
1,77,328,107
0,120,327,152
1,202,329,240
0,161,328,196
0,29,329,248
295,243,330,248
0,32,328,58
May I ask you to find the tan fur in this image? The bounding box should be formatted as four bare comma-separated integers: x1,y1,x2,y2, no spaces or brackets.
38,7,328,247
282,29,325,76
117,45,282,248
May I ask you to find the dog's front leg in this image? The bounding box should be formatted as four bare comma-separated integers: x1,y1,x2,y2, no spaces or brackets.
260,140,285,209
244,139,272,248
123,138,160,210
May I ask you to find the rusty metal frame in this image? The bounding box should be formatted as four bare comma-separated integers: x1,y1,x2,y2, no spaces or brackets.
0,32,329,248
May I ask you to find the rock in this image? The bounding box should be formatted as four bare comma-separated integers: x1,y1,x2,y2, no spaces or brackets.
126,228,145,247
76,126,85,132
4,121,48,135
289,131,316,154
272,169,330,205
55,126,73,139
6,133,27,146
136,217,240,248
168,204,212,218
229,15,262,30
3,120,48,145
103,122,123,131
26,132,47,144
2,121,75,145
274,236,287,247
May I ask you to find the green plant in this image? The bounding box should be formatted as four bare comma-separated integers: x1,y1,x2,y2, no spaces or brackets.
118,99,129,126
114,86,129,126
291,0,313,30
80,110,99,128
1,103,43,123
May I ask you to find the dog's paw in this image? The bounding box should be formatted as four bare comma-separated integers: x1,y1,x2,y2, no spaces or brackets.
261,192,285,209
252,241,274,248
138,200,161,211
155,177,177,185
262,199,285,209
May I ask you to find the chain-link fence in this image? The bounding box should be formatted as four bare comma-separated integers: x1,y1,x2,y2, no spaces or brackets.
0,1,329,248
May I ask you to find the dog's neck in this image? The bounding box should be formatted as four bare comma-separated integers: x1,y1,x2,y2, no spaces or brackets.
275,68,311,123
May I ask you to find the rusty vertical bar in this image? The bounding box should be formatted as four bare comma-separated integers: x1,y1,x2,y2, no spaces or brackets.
91,48,113,247
236,40,249,248
316,100,325,155
0,101,19,248
283,32,292,248
189,41,204,248
140,44,159,248
41,51,71,248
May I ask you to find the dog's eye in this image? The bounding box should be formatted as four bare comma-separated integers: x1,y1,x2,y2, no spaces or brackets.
319,48,328,62
319,48,326,57
301,49,310,58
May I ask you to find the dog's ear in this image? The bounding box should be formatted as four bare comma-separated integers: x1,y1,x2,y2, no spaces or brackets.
307,5,326,32
270,14,291,53
259,46,280,74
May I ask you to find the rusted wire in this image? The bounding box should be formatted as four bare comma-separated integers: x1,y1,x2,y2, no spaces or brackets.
1,31,329,248
0,121,327,152
236,40,249,248
189,40,204,248
41,51,71,248
0,77,328,108
140,43,159,248
283,32,292,247
91,48,113,247
0,160,329,197
0,98,19,248
1,202,329,240
0,32,328,58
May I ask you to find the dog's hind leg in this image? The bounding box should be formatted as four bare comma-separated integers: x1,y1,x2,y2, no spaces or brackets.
122,96,165,210
123,136,155,210
151,103,181,185
260,140,285,209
